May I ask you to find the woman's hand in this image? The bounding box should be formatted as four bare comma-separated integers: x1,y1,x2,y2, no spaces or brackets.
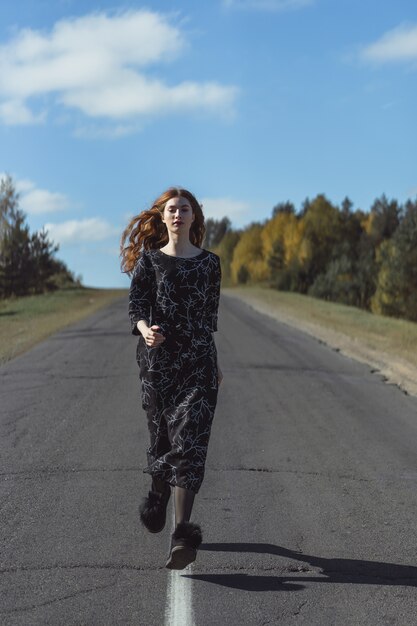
141,324,166,347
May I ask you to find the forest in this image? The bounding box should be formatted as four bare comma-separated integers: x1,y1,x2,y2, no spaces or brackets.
2,169,416,324
207,193,417,323
0,175,81,298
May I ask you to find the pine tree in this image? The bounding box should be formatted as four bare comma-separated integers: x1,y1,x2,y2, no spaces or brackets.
0,174,80,297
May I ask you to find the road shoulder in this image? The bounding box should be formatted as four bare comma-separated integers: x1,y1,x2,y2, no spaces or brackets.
223,287,417,398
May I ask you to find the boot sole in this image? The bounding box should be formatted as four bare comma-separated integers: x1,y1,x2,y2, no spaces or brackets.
165,546,197,570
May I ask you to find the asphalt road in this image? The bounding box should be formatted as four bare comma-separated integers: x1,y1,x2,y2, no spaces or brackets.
1,294,417,626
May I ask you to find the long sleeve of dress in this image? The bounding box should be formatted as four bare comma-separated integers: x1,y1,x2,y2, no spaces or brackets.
205,255,221,332
128,252,155,335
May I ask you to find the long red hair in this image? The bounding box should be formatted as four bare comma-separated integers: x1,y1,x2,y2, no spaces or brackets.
120,187,206,274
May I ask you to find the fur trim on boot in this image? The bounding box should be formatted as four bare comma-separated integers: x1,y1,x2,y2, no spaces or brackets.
139,483,171,533
165,522,203,569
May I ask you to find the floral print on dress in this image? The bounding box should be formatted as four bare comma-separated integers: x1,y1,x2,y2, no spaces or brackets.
129,248,221,493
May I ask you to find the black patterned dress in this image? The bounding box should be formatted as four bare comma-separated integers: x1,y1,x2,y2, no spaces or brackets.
128,248,221,494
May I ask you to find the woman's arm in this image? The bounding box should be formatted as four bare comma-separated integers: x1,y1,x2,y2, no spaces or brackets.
129,255,165,346
205,255,221,333
205,254,223,385
128,252,155,336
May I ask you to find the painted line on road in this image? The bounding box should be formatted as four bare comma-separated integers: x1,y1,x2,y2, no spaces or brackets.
164,511,196,626
165,568,195,626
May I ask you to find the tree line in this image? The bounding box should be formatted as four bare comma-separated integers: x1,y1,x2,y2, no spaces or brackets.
0,175,81,298
206,193,417,323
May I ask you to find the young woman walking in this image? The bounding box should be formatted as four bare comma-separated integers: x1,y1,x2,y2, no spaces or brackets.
120,187,223,570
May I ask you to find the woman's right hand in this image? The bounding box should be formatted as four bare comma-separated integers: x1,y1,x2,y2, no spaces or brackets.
142,324,166,347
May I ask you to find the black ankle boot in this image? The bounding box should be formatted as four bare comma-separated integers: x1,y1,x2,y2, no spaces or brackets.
139,480,171,533
165,521,202,569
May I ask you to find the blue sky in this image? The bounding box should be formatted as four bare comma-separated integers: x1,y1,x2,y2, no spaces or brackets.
1,0,416,287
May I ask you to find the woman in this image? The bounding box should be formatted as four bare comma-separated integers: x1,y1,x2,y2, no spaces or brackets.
120,187,223,570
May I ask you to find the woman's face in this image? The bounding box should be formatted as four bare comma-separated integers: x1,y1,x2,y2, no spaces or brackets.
162,196,194,234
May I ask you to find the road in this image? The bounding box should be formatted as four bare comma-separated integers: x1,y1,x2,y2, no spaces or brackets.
1,294,417,625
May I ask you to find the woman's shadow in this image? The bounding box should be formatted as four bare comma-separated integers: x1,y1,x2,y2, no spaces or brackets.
182,543,417,592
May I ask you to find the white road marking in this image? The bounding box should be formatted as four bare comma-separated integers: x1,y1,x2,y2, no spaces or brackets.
165,568,195,626
165,512,196,626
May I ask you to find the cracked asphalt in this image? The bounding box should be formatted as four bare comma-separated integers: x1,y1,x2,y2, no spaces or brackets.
1,294,417,625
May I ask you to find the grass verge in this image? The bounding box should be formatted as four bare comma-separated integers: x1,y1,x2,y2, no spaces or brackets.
223,286,417,393
0,288,127,364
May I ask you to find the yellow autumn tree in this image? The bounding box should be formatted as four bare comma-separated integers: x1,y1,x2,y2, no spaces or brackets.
261,211,293,261
230,223,268,284
282,215,306,266
260,211,305,287
370,240,397,315
296,194,343,290
213,230,241,286
371,199,417,320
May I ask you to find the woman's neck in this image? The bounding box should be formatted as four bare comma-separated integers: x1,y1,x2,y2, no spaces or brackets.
161,237,199,257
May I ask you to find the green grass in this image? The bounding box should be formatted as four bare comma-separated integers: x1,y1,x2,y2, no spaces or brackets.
4,282,416,372
224,285,417,367
0,287,127,364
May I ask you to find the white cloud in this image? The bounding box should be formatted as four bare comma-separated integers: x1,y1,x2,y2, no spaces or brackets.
0,100,45,125
0,174,72,215
20,188,71,215
223,0,313,11
43,217,119,244
361,23,417,64
201,197,253,227
0,173,119,245
0,10,238,130
14,177,35,193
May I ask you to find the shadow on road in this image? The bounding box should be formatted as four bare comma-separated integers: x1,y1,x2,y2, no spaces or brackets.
183,543,417,590
182,571,304,591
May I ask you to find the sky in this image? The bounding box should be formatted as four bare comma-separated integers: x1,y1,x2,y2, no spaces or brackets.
0,0,416,287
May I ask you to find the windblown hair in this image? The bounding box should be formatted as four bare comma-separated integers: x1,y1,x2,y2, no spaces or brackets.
120,187,206,274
